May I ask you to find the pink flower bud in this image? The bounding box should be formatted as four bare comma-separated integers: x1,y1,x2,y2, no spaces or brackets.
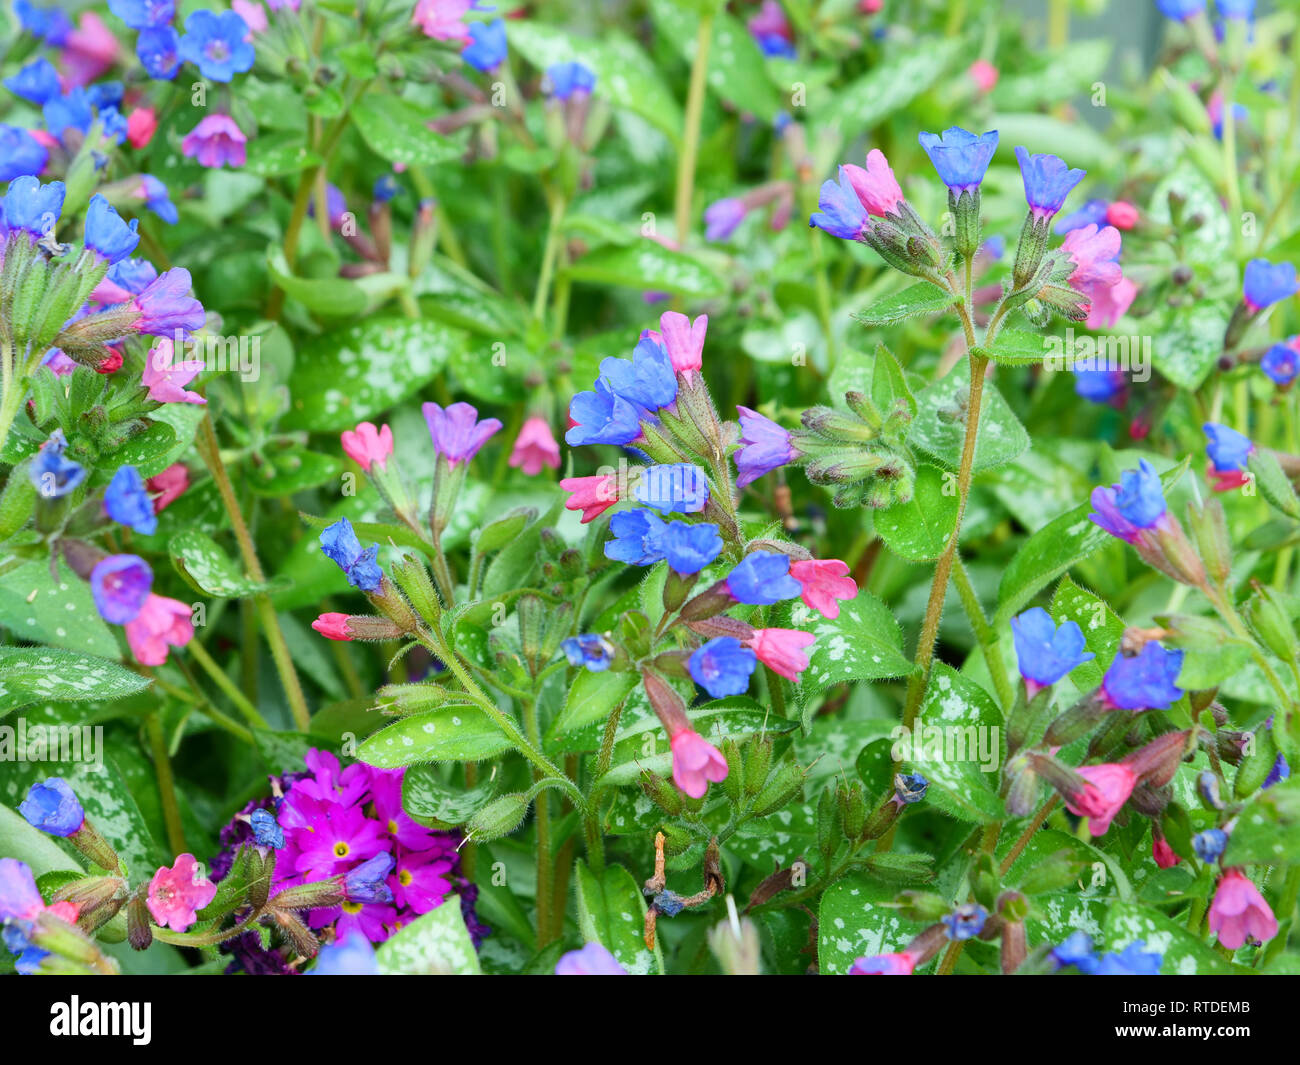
789,558,858,619
968,59,999,94
669,728,728,798
1106,201,1139,229
1062,763,1137,836
146,463,188,513
340,421,394,472
126,108,158,150
312,613,353,641
509,416,561,476
560,474,619,522
842,149,905,218
659,311,708,376
748,628,815,681
125,595,194,666
1152,836,1180,869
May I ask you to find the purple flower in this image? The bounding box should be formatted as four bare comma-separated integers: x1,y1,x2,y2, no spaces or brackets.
918,127,999,193
725,551,801,604
462,18,507,72
28,429,85,498
0,126,49,183
566,382,642,447
547,61,595,100
561,633,616,671
1193,828,1228,864
138,26,182,79
319,517,383,593
604,509,667,565
310,931,379,975
84,194,141,265
1088,460,1167,544
90,554,153,624
1055,198,1109,234
1014,146,1085,220
1010,607,1094,693
1242,259,1298,311
704,197,747,242
1203,422,1254,472
18,779,84,837
2,175,65,238
809,168,868,241
421,401,503,467
735,406,794,488
555,941,627,975
1262,341,1299,385
660,521,723,574
105,465,158,535
107,0,174,28
344,852,395,904
1101,641,1184,710
636,463,709,514
130,267,206,335
4,57,61,105
689,636,757,697
941,903,987,941
177,10,256,82
598,337,677,412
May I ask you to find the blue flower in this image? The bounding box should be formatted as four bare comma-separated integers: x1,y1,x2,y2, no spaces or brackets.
981,234,1006,260
109,259,160,295
894,772,928,804
319,517,383,593
140,175,179,225
15,1,72,44
98,106,129,145
18,779,84,837
0,126,49,183
918,127,999,192
343,853,394,904
1073,366,1125,403
660,521,722,574
1261,341,1299,385
462,18,508,72
4,57,61,105
28,429,85,498
1157,0,1206,19
941,903,987,941
1242,259,1298,311
688,636,757,698
42,88,94,139
1102,641,1184,710
84,194,141,265
566,381,642,447
547,61,596,100
1192,828,1228,864
107,0,174,29
87,82,125,110
1092,940,1163,975
1014,146,1085,219
249,808,284,849
373,174,400,202
1010,607,1094,690
1263,752,1290,789
1054,198,1109,234
809,167,867,241
636,463,709,514
1216,0,1253,19
1203,422,1254,472
1051,931,1097,971
604,509,667,565
105,465,158,535
1089,459,1168,542
598,337,677,412
90,554,153,623
310,931,379,975
725,551,801,604
137,25,181,80
177,10,256,83
561,633,616,671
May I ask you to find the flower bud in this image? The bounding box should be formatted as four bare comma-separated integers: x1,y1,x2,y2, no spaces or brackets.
1187,498,1232,585
1122,729,1193,789
464,792,532,843
127,892,153,951
894,891,951,923
707,899,762,976
640,769,684,816
838,781,869,840
269,877,347,912
749,762,805,816
51,875,128,931
1243,583,1298,662
1043,689,1109,748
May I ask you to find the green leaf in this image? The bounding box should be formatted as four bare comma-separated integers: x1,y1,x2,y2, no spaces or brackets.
402,764,499,828
266,246,366,317
281,317,463,432
817,874,925,975
170,530,287,598
853,281,955,327
1104,902,1239,974
1049,577,1125,691
1151,303,1230,391
0,647,151,715
984,328,1051,367
793,589,914,710
1223,778,1300,866
826,342,917,417
247,449,344,497
574,860,662,974
908,363,1029,472
907,664,1005,823
1147,163,1231,266
375,901,482,974
0,804,82,878
824,38,962,130
242,134,322,177
1249,449,1300,520
0,559,120,657
546,670,638,744
356,706,514,768
874,464,959,561
561,242,726,298
350,96,462,167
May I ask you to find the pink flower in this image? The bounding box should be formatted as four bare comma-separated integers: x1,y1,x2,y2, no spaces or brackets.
59,13,120,87
509,416,561,476
142,338,206,405
0,857,81,927
127,108,157,150
412,0,475,40
749,628,815,681
560,474,619,522
1208,461,1251,493
1209,868,1278,950
669,728,728,798
391,848,455,913
1083,275,1137,330
146,463,189,512
659,311,708,376
1062,763,1137,836
849,951,915,974
1061,224,1123,288
232,0,268,34
370,769,438,851
312,613,353,641
842,148,905,218
1106,201,1139,230
181,115,247,169
125,595,194,666
146,853,217,931
968,59,999,94
789,558,857,619
340,421,394,472
1152,837,1180,869
858,0,883,11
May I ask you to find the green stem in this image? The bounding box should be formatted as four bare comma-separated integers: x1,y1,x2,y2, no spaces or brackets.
674,10,714,246
0,339,22,458
952,557,1015,712
186,638,271,730
583,695,629,873
146,714,186,855
1220,71,1243,255
522,695,555,946
1261,865,1300,966
532,191,567,324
